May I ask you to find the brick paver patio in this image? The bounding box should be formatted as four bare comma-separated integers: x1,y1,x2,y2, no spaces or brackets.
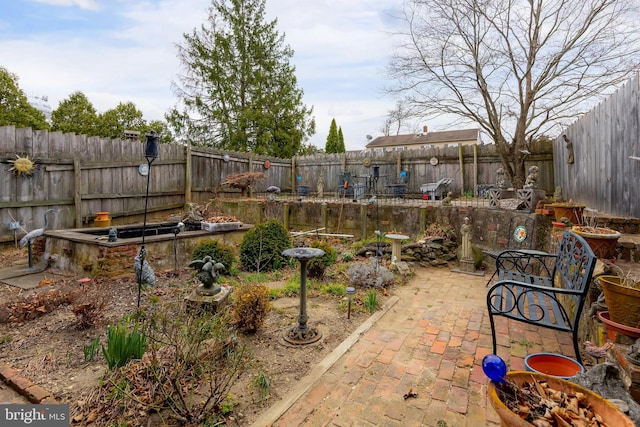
258,266,578,426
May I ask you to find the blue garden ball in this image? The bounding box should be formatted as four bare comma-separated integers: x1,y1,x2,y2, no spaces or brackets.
482,354,507,383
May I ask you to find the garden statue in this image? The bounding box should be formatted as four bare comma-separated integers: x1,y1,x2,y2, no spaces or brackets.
189,255,226,296
523,165,539,189
553,186,565,203
495,168,507,189
317,175,324,198
461,217,473,260
108,227,118,242
134,250,156,286
563,134,575,164
442,191,453,206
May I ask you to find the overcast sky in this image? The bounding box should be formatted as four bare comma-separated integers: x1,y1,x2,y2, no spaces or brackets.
0,0,420,151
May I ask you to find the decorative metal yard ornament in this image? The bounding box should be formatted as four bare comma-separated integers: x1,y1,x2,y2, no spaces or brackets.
19,209,59,268
9,154,35,177
136,130,159,307
172,222,185,271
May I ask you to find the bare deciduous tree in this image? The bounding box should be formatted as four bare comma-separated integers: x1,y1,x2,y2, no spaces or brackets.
388,0,640,188
381,101,414,136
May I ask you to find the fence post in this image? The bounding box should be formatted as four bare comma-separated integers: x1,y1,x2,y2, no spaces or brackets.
185,143,192,205
420,205,427,232
73,157,82,227
321,202,328,234
458,144,465,196
360,203,367,240
283,202,290,230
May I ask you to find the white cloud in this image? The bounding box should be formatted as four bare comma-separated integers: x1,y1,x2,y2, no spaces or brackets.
4,0,406,151
30,0,103,11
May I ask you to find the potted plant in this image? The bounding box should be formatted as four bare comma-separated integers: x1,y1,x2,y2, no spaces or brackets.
488,371,634,426
551,199,585,224
598,274,640,329
572,214,621,261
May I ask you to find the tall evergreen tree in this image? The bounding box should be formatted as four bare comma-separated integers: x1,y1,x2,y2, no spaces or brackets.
0,67,49,130
169,0,315,157
325,118,339,153
337,126,345,153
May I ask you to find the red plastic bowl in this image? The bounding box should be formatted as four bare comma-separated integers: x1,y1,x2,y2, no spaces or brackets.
524,353,585,379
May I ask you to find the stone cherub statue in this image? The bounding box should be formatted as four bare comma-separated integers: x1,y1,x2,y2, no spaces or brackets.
442,191,453,206
523,165,539,189
188,255,226,296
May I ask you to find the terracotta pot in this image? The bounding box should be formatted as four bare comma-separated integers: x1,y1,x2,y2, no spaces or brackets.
598,275,640,328
552,203,585,224
524,353,584,379
488,371,634,426
597,311,640,339
572,226,621,261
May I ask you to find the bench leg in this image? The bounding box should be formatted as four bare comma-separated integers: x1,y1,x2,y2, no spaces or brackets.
487,299,498,356
485,269,498,287
572,331,582,366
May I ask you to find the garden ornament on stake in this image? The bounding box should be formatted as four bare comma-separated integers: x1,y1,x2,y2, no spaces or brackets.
135,130,159,307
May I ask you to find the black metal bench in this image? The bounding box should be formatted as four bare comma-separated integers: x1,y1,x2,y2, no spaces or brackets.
486,231,597,365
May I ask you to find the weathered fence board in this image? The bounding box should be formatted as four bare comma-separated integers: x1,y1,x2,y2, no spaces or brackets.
555,73,640,218
1,126,556,242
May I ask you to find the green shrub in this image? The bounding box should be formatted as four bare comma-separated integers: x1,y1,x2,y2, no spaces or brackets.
307,240,338,278
232,283,271,333
239,220,291,272
102,317,147,369
192,240,236,273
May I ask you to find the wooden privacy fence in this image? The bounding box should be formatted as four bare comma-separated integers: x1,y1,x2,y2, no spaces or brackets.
0,126,553,243
554,73,640,218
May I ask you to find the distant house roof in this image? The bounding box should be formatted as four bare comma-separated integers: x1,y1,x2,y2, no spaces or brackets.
366,128,480,149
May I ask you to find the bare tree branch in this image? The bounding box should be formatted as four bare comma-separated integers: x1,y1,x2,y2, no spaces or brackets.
388,0,640,187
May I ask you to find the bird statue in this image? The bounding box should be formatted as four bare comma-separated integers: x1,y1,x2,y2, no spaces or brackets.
134,251,156,286
19,209,58,249
584,341,613,359
188,255,225,296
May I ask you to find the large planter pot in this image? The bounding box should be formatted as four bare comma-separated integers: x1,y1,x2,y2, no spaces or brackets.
488,371,634,426
552,203,585,224
598,275,640,328
572,226,621,261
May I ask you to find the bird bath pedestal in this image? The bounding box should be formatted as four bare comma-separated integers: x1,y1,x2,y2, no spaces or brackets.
282,247,325,346
385,234,408,263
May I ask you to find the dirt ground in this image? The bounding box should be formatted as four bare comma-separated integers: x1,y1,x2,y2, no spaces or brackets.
0,245,387,426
